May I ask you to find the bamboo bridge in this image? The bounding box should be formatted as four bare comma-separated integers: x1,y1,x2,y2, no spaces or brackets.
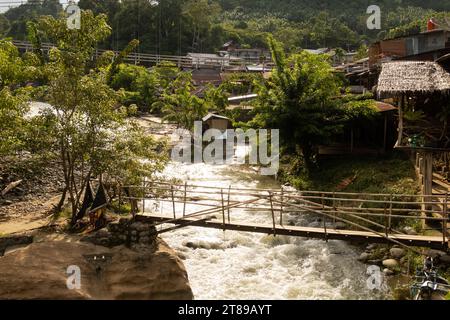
119,182,450,252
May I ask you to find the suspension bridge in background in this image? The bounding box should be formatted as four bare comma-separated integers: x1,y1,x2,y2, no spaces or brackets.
118,181,450,252
12,40,268,70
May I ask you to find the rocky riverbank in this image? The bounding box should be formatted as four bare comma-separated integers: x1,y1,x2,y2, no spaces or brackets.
0,219,194,300
357,243,450,299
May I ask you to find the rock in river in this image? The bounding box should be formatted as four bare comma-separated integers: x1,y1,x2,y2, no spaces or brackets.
389,248,406,259
358,252,370,262
382,259,399,269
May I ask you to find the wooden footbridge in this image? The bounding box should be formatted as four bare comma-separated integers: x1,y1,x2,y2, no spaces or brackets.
119,182,450,252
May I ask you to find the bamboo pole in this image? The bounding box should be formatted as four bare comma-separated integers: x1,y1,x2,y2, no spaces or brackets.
269,192,276,236
150,197,261,228
332,192,336,228
221,189,225,231
280,187,284,226
270,197,423,255
183,182,187,217
388,194,393,231
142,178,145,214
227,185,231,223
443,193,448,246
130,181,440,198
384,197,388,237
171,185,176,219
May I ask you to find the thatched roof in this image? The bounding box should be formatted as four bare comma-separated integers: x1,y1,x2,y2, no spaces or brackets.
377,61,450,97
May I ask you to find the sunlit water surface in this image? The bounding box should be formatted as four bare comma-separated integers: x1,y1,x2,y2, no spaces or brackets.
146,160,391,300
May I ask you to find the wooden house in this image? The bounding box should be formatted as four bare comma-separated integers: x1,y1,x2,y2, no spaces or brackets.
377,61,450,211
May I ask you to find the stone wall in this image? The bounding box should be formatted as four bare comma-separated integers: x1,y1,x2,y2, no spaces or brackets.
81,218,158,250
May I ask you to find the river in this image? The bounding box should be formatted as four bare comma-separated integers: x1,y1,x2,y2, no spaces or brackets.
146,160,391,300
26,105,391,299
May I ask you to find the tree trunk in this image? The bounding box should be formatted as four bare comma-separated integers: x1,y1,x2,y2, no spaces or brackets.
302,144,315,171
55,185,68,212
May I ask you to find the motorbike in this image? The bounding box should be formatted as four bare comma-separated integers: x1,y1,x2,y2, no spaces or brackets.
410,257,450,300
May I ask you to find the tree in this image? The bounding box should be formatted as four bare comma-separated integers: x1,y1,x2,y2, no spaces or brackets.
183,0,222,52
0,87,29,155
0,15,10,38
355,44,368,60
31,11,167,222
4,0,62,40
251,35,343,168
160,72,208,130
0,39,26,88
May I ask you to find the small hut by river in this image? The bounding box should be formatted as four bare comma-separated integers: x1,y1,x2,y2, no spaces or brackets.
377,61,450,212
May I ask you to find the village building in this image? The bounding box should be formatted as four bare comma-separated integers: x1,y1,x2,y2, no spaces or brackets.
201,113,232,133
377,60,450,213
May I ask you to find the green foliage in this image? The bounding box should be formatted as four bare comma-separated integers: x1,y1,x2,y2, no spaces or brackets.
0,39,27,87
160,72,208,130
340,97,378,123
2,0,62,41
204,84,229,112
355,44,368,60
110,63,159,111
2,0,450,54
279,152,420,196
220,72,262,95
251,35,343,166
0,87,29,154
109,61,181,113
0,10,170,223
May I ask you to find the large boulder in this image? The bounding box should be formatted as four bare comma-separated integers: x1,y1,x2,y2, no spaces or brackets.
0,239,193,300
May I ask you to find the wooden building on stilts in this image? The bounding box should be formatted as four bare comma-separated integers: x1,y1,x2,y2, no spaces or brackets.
377,61,450,232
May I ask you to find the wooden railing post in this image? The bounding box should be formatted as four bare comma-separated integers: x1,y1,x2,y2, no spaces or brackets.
171,185,176,219
388,194,393,231
280,187,284,226
227,185,231,223
332,192,336,228
443,192,448,246
384,197,388,237
183,182,187,217
118,184,122,208
142,178,145,214
322,193,328,242
221,189,225,231
269,191,276,236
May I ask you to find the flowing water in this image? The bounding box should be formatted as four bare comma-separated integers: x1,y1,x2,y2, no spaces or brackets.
146,161,392,300
25,106,391,299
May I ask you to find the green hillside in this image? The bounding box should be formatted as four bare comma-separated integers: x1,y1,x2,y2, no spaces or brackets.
0,0,449,54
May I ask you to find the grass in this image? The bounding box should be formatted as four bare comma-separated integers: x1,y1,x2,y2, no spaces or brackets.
279,151,421,231
280,151,420,195
109,201,132,215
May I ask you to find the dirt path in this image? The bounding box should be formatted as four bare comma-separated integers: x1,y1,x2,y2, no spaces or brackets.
0,194,61,235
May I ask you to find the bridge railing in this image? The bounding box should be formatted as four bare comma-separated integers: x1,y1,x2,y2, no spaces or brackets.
12,40,270,69
117,181,449,247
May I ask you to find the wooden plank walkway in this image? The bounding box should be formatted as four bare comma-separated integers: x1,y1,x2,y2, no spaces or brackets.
138,215,447,249
121,181,450,252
